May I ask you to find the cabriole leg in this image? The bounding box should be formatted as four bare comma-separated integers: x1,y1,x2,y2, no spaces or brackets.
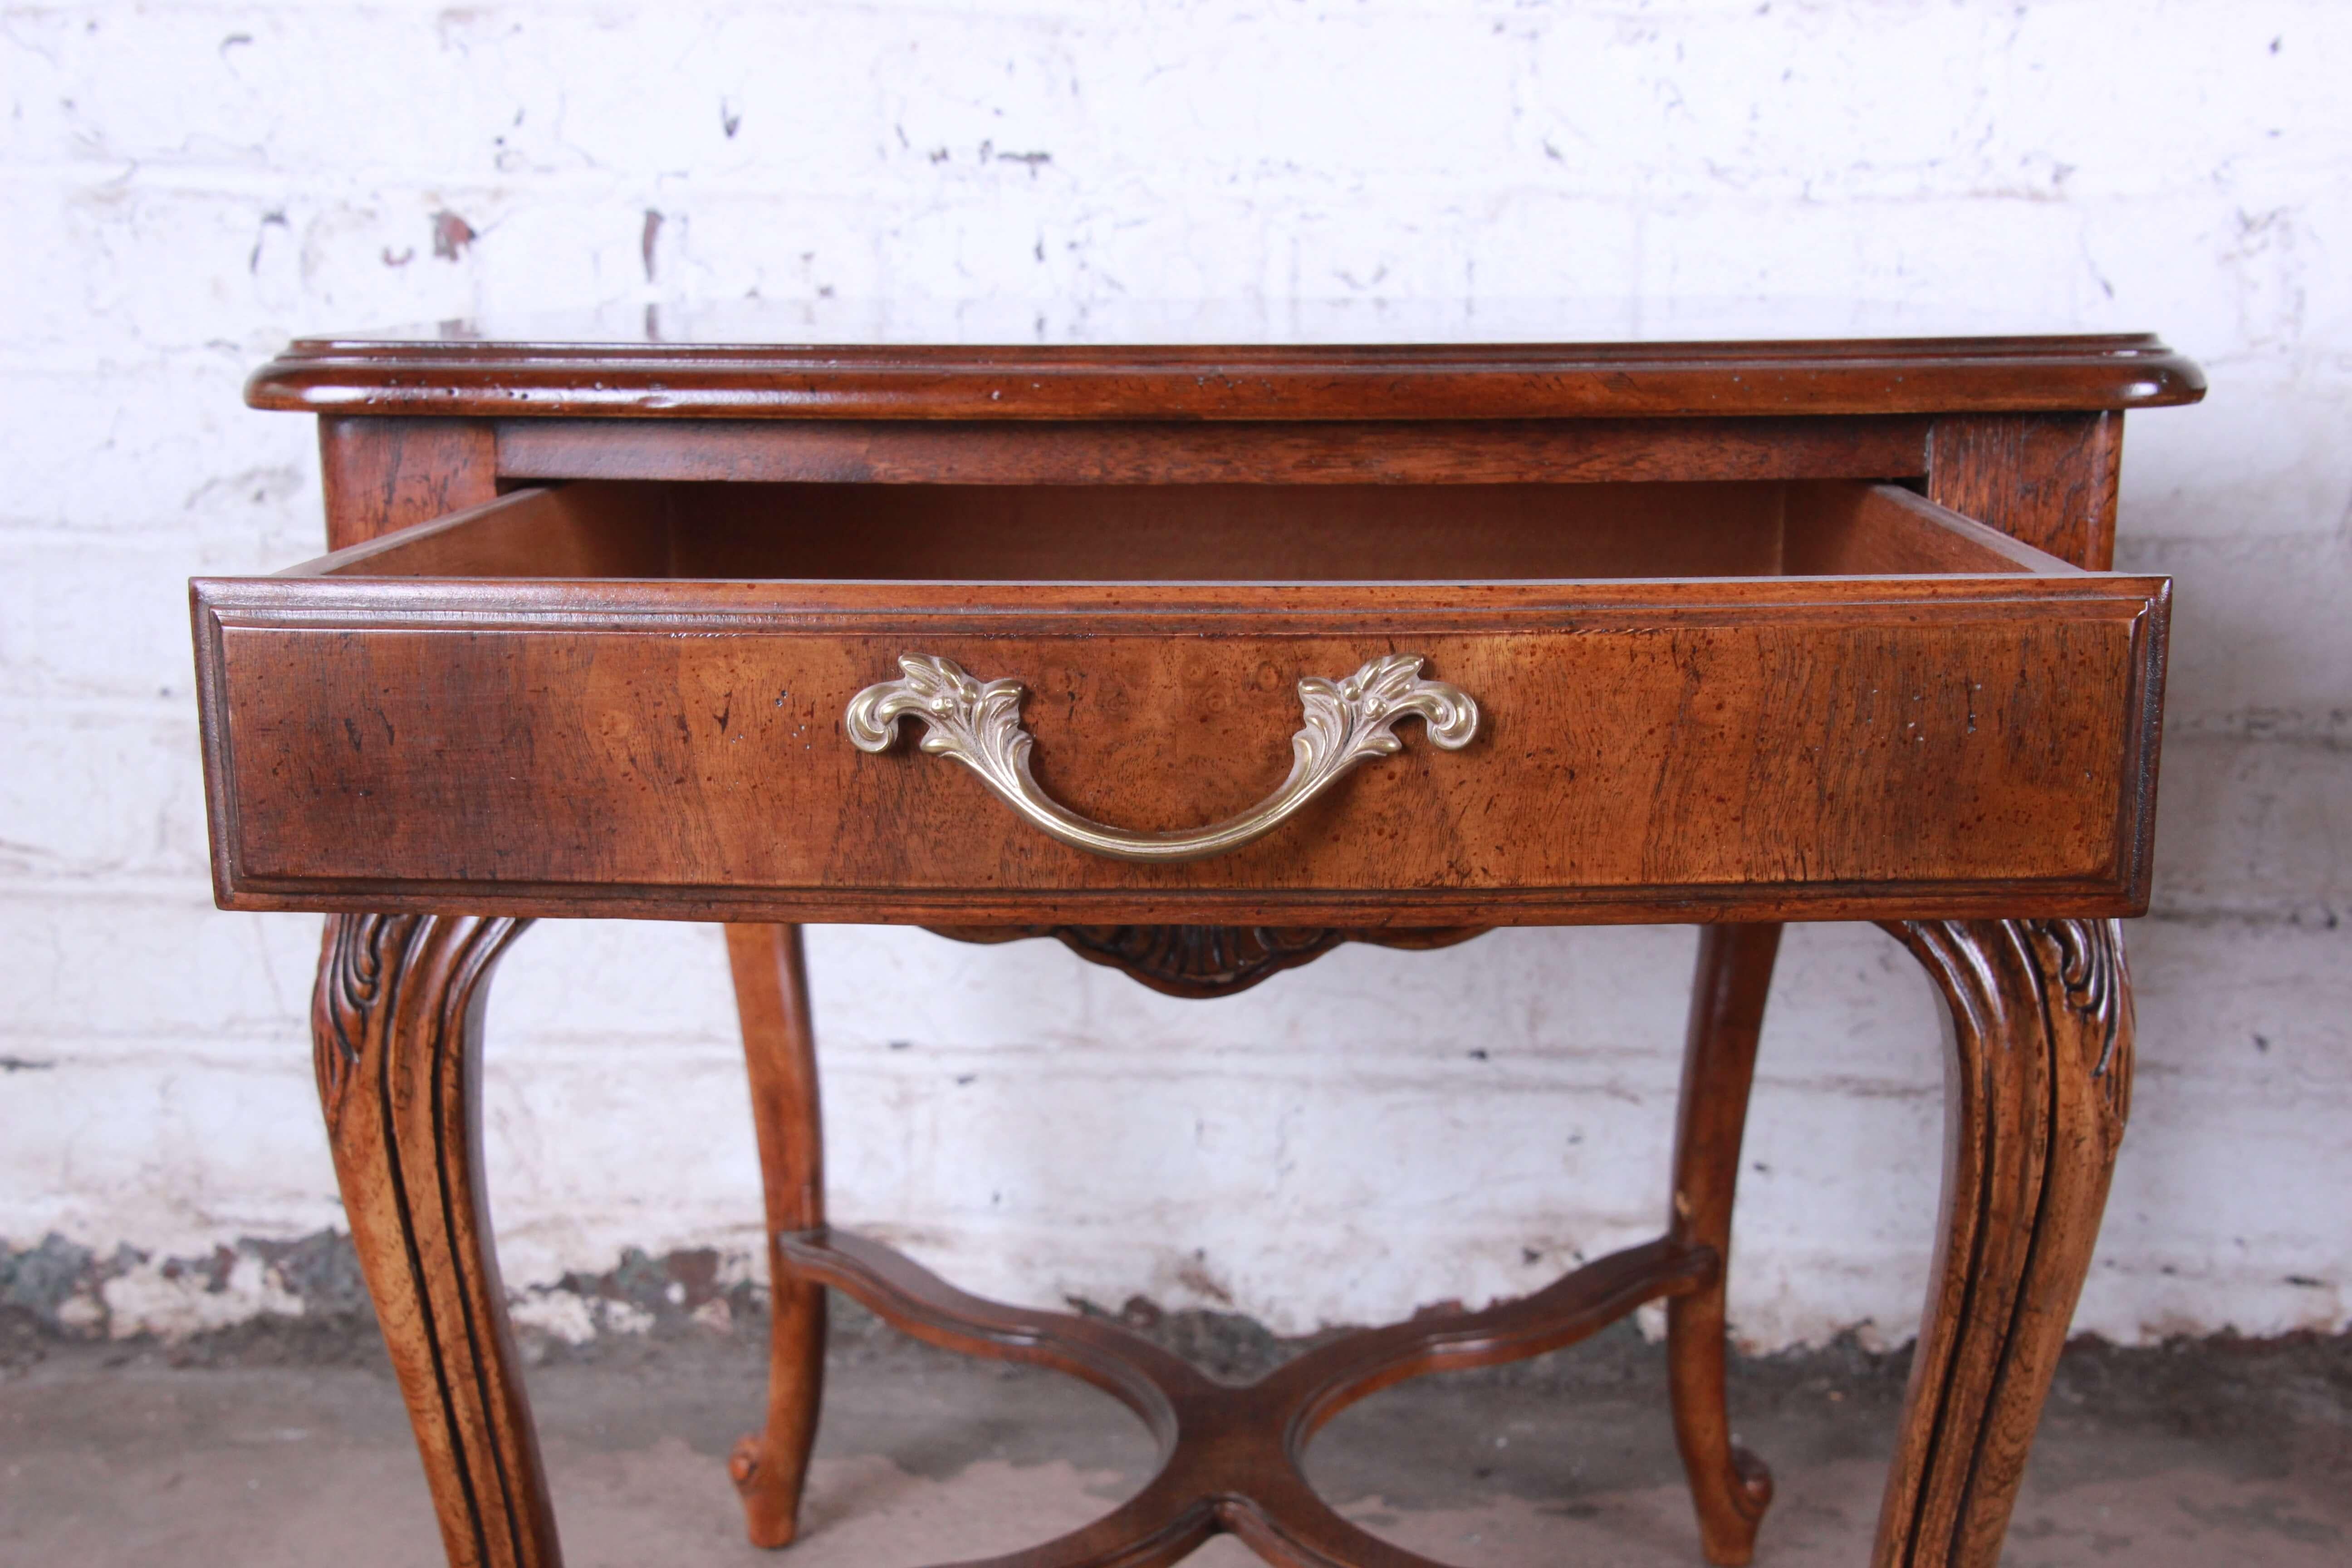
314,913,557,1568
1874,919,2134,1568
1665,923,1780,1565
725,923,829,1548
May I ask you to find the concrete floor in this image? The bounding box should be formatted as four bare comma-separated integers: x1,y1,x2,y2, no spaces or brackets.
2,1306,2346,1568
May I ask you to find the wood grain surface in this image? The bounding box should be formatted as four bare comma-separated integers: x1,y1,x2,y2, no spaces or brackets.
318,416,499,549
722,925,828,1549
1927,413,2125,569
288,475,2054,584
1666,924,1784,1565
1873,918,2135,1568
248,333,2205,421
775,1225,1712,1568
311,913,556,1568
196,575,2166,924
493,414,1937,488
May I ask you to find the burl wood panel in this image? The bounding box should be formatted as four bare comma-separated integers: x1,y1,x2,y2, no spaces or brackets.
194,575,2166,924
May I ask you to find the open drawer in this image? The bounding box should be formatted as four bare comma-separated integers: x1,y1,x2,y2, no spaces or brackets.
190,477,2167,926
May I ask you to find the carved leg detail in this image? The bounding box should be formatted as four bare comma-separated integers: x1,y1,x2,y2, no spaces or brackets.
314,913,556,1568
725,924,830,1548
1666,924,1781,1566
1874,919,2133,1568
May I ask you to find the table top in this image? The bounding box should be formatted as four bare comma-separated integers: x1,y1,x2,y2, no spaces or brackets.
246,304,2205,422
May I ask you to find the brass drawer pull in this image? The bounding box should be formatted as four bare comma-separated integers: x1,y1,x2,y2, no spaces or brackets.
846,653,1479,863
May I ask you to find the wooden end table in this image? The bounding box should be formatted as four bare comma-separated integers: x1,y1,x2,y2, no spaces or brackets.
192,320,2201,1568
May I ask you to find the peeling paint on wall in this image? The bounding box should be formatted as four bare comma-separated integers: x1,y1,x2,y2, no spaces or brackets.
0,1231,774,1352
431,210,475,261
0,1232,361,1342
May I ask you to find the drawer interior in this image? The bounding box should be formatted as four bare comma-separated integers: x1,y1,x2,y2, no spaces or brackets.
204,470,2165,923
302,477,2075,583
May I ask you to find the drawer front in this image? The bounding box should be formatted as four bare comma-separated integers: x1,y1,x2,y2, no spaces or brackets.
193,576,2166,925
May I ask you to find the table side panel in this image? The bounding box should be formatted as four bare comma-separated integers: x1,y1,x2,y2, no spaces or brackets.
318,416,499,550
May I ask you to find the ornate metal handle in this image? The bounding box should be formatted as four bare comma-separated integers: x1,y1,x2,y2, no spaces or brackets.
845,653,1480,863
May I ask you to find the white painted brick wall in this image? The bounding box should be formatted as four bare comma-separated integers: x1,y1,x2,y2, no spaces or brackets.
2,0,2346,1348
